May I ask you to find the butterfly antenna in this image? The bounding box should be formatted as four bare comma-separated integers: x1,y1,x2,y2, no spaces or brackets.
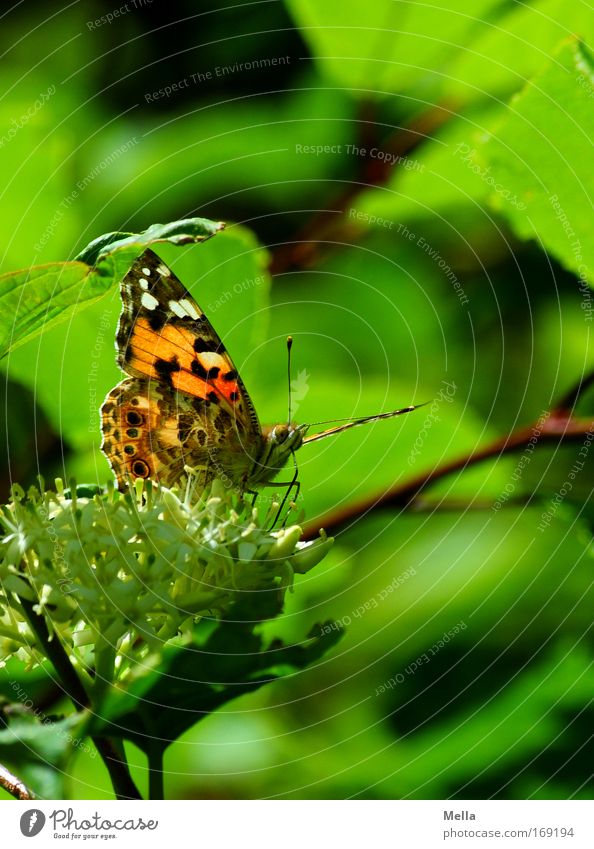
306,402,429,429
287,335,293,426
303,402,428,444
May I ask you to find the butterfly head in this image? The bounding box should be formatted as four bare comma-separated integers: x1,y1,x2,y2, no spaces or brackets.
263,422,309,453
252,422,309,485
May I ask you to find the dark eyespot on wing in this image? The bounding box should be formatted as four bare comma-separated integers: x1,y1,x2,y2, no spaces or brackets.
223,370,237,382
132,459,150,478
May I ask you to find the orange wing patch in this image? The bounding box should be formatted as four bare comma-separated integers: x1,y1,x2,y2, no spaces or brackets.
126,318,242,410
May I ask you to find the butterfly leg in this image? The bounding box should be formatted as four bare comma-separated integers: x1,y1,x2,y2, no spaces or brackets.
269,452,301,529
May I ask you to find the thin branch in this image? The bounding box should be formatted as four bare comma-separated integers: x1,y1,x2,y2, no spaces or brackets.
18,593,142,800
19,596,88,709
148,743,165,800
0,762,35,800
303,406,594,540
552,370,594,416
93,738,142,801
270,101,453,276
409,495,534,513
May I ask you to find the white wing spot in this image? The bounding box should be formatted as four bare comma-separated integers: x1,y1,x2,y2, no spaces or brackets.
168,299,201,320
179,298,200,320
142,267,152,276
141,291,159,310
156,264,171,277
169,300,187,318
139,277,149,290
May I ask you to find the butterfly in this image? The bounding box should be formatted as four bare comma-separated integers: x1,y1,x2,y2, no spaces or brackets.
101,249,421,493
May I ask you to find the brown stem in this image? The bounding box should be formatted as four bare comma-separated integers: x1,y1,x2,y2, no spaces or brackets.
303,410,594,540
270,101,453,276
0,762,35,800
553,371,594,416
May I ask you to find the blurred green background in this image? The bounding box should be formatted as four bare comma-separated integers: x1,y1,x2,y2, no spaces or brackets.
1,0,594,799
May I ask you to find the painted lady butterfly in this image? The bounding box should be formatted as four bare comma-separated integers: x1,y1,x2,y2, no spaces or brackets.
101,249,420,492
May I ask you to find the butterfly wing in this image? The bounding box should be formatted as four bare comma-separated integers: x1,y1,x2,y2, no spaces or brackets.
116,249,260,430
101,249,264,489
101,378,183,486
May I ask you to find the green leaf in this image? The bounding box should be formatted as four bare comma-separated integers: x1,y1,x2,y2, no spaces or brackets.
446,1,594,105
286,0,503,96
75,217,224,267
0,262,104,359
0,712,87,799
483,40,594,287
0,217,224,359
396,642,594,799
286,0,592,104
85,596,342,754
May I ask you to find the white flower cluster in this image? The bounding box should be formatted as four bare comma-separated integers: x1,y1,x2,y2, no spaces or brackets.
0,477,332,683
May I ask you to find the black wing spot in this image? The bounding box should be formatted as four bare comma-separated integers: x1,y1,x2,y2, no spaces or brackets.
126,428,139,438
207,391,218,404
148,311,167,332
124,444,136,456
214,411,231,434
192,397,208,413
193,337,225,354
155,356,181,382
223,370,237,382
229,391,238,402
191,359,220,380
126,411,143,426
177,424,191,444
191,359,207,379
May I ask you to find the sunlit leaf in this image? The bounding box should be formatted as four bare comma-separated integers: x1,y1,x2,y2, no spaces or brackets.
484,40,594,287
